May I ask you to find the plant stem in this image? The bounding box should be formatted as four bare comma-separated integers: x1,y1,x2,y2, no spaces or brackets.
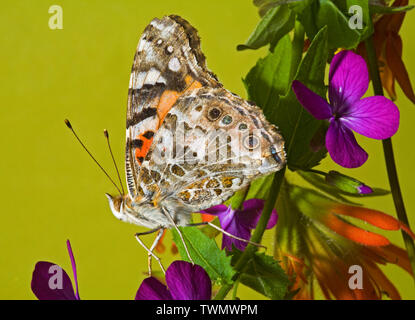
232,278,240,300
364,36,415,281
213,167,286,300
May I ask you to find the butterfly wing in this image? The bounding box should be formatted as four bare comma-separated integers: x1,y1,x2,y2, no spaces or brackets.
125,15,220,199
136,87,286,212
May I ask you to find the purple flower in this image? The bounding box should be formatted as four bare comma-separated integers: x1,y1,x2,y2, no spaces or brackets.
200,199,278,251
135,261,211,300
292,50,400,168
31,240,80,300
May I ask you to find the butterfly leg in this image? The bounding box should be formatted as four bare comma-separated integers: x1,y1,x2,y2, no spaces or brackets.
161,207,195,265
134,228,166,275
147,228,165,276
187,222,266,249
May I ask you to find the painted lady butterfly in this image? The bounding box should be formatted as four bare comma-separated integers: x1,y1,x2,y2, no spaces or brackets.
105,15,286,273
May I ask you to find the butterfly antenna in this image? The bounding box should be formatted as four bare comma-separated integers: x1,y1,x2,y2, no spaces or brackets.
104,129,125,195
64,119,123,196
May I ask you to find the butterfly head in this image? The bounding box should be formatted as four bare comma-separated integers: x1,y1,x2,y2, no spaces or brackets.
105,193,130,223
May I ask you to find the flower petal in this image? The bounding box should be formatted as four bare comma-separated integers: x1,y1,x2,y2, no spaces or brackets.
199,204,228,216
200,205,234,230
31,262,77,300
323,214,390,246
386,33,415,104
221,200,278,251
66,240,80,300
135,277,173,300
292,80,332,120
340,96,399,140
332,204,402,231
166,261,211,300
326,120,368,168
241,199,278,229
357,184,373,194
329,51,369,112
221,218,252,251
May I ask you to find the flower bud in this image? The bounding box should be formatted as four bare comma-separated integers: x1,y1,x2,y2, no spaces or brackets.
325,170,373,194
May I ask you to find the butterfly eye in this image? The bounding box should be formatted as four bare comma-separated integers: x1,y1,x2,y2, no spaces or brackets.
221,115,233,125
244,134,260,150
207,107,222,121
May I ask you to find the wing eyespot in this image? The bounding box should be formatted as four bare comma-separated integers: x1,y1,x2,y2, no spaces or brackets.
221,115,233,125
243,134,260,150
207,106,222,121
238,123,248,130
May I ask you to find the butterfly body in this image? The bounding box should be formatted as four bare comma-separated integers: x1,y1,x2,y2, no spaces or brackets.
107,15,286,230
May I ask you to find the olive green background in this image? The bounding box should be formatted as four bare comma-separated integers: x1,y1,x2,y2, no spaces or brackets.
1,0,414,299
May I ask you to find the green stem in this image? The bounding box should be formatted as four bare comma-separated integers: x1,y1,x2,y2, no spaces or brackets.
213,167,286,300
364,36,415,282
231,278,240,300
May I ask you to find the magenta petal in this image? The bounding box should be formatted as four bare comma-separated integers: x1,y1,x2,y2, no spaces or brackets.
216,206,235,231
241,199,264,212
329,51,369,112
292,80,332,120
31,261,77,300
166,261,211,300
66,240,80,300
326,120,368,168
199,204,228,216
222,218,252,251
357,184,373,194
135,277,173,300
239,199,277,230
266,209,278,229
340,96,400,140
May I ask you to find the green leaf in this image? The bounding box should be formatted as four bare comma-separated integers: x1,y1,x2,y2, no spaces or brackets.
346,0,373,41
295,0,320,39
369,3,414,14
171,227,235,284
232,250,290,299
317,0,361,49
237,4,295,51
272,27,329,170
297,0,363,49
243,34,293,116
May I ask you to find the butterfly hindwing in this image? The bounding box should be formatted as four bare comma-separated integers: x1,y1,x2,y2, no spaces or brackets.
125,15,220,199
136,87,286,211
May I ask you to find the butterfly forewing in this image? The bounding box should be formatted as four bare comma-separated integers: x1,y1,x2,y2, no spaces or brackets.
125,15,220,199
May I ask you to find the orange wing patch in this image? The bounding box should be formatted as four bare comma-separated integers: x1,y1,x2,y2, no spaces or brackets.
157,75,202,126
134,76,202,165
135,131,154,164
